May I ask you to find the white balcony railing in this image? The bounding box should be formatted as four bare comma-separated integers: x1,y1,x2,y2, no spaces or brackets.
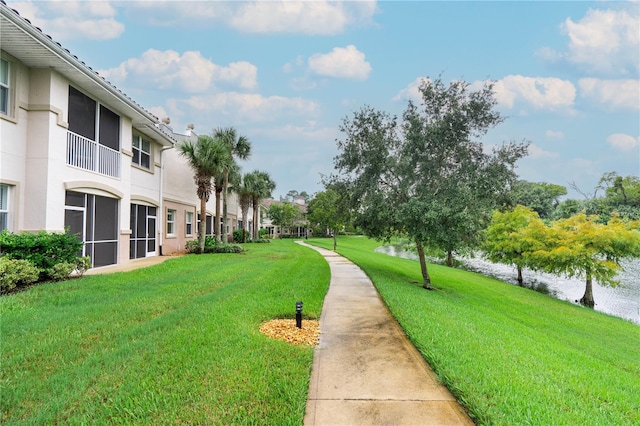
67,131,120,178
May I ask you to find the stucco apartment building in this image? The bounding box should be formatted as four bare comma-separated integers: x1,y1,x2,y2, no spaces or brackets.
0,2,249,268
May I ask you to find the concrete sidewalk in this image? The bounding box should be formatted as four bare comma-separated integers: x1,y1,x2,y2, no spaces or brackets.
297,241,474,426
84,255,177,275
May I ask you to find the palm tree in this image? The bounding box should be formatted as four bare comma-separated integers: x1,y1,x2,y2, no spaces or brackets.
214,127,251,242
178,135,230,253
245,170,276,240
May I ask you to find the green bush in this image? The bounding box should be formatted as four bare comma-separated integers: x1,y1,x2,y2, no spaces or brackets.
74,256,91,277
252,238,271,244
185,237,244,254
0,257,40,292
48,262,75,281
204,243,244,254
0,230,83,278
233,229,250,243
185,240,200,254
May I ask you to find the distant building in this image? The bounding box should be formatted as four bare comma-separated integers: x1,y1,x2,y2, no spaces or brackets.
261,198,309,238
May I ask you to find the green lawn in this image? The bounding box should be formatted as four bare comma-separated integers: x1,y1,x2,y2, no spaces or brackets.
0,240,329,425
307,236,640,426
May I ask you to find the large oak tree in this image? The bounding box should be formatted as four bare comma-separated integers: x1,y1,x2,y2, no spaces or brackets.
333,77,528,289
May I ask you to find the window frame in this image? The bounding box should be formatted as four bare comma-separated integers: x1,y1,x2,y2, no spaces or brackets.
185,211,193,236
132,133,152,170
166,209,176,236
1,57,11,116
0,184,10,231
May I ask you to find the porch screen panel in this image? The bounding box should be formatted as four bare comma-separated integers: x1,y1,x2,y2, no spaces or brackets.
64,210,83,238
136,205,146,238
147,216,156,252
94,242,117,268
99,105,120,150
65,191,85,207
68,86,96,140
93,196,118,266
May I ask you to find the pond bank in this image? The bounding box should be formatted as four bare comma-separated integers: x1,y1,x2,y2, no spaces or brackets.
374,244,640,325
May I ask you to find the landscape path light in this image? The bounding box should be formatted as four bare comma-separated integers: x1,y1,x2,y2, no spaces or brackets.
296,301,303,329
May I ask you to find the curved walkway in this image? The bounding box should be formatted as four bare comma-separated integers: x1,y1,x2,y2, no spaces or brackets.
297,241,474,426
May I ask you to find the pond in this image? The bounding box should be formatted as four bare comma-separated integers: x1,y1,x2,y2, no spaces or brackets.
374,244,640,325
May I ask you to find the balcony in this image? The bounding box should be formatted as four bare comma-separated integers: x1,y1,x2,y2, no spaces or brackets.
66,131,120,178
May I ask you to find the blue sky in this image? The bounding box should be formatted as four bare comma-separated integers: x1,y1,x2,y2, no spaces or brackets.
10,0,639,199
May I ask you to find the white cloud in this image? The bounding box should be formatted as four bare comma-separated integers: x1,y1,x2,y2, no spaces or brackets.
8,1,124,40
98,49,257,93
180,92,319,123
528,144,559,159
607,133,639,152
393,77,425,103
539,7,640,76
578,78,640,110
308,45,372,80
545,130,564,140
229,1,377,35
492,75,576,111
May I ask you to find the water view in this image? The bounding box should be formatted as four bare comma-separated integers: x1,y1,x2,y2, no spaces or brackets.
375,244,640,325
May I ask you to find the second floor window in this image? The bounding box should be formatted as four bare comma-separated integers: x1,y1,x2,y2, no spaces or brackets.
0,58,9,115
132,134,151,169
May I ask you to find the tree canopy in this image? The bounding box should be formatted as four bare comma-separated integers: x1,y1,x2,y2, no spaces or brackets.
307,188,351,249
332,76,528,288
267,201,302,235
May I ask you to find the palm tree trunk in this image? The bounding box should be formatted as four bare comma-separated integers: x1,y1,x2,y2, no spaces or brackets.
215,188,222,242
222,171,229,243
252,197,259,240
241,205,249,243
199,196,207,254
416,240,433,290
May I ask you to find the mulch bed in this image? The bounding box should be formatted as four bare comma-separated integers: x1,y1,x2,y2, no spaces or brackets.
259,319,320,346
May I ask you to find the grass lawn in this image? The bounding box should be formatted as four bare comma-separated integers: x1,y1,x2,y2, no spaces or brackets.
1,240,329,425
307,236,640,426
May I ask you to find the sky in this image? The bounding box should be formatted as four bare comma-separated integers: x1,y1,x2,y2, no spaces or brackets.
8,0,640,200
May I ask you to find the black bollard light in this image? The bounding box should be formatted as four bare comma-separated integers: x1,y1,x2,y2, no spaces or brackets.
295,301,303,329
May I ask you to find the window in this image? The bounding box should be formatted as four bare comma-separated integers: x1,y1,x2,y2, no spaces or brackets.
186,211,193,236
0,58,9,115
132,134,151,169
0,184,10,231
167,209,176,235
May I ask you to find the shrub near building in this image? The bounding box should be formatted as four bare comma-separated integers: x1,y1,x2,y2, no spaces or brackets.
0,230,89,292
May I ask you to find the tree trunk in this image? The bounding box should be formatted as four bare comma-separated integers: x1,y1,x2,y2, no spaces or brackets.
241,205,249,243
579,271,595,308
222,171,228,243
446,250,453,267
252,198,259,240
416,240,433,290
333,230,337,251
214,188,222,242
199,196,207,254
517,266,523,285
